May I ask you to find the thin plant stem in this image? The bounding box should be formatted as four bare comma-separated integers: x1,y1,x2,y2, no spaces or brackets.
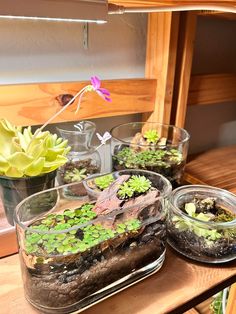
34,85,89,137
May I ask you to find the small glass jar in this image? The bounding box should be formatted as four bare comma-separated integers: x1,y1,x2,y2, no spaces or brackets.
110,122,189,188
14,169,171,313
167,185,236,263
56,121,101,196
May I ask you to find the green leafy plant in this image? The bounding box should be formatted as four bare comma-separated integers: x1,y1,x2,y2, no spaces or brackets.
25,203,141,255
0,119,70,177
143,129,159,144
64,168,87,183
94,174,115,190
117,175,152,199
173,202,223,241
113,147,182,170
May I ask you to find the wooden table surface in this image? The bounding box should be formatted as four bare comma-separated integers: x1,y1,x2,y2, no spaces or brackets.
1,247,236,314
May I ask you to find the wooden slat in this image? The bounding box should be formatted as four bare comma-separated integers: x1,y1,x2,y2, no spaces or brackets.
199,10,236,20
172,11,197,128
0,79,156,126
0,248,236,314
143,12,180,124
226,283,236,314
110,0,236,13
185,145,236,194
188,73,236,106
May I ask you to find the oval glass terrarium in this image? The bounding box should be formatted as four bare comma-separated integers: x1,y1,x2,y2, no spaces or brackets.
110,122,190,188
56,121,101,196
167,185,236,263
14,169,171,314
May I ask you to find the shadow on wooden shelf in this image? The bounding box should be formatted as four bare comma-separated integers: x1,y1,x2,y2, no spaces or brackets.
184,145,236,194
0,199,18,258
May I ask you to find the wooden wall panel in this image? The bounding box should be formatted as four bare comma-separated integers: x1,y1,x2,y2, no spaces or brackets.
188,73,236,106
172,12,197,128
0,79,156,126
144,12,180,124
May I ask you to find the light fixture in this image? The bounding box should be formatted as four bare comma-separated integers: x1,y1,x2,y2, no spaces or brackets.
0,0,108,23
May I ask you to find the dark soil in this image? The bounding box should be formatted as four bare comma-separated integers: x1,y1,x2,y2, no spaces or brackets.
168,225,236,262
168,196,236,262
22,221,166,311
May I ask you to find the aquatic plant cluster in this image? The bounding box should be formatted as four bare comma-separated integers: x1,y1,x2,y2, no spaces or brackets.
114,147,182,169
25,203,141,255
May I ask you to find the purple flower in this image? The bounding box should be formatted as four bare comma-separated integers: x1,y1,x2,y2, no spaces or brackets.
90,76,111,102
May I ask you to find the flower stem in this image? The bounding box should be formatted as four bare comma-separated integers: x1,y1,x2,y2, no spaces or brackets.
34,85,89,137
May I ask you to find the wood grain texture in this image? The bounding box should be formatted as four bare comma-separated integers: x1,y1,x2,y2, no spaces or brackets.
172,11,197,128
226,283,236,314
0,200,18,258
188,73,236,106
143,12,179,124
0,249,235,314
0,79,156,126
199,10,236,20
185,145,236,194
110,0,236,12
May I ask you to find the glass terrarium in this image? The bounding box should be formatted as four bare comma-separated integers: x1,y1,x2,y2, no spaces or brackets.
14,169,172,314
56,121,101,196
167,185,236,263
110,122,190,188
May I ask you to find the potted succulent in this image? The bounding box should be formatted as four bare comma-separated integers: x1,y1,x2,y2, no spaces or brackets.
0,76,111,224
111,122,190,187
14,169,172,313
0,119,69,225
167,185,236,263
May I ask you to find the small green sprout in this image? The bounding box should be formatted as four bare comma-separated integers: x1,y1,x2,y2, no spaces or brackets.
117,182,134,199
94,174,114,190
117,175,152,199
144,129,159,144
128,175,151,194
64,168,87,183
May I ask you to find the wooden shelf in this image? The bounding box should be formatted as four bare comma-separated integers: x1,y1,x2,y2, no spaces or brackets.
185,145,236,194
1,248,235,314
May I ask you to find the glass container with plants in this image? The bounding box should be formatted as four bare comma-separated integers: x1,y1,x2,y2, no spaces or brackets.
111,122,190,188
56,121,101,197
15,169,171,313
167,185,236,263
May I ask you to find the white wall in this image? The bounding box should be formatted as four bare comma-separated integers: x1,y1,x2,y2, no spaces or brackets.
0,14,147,84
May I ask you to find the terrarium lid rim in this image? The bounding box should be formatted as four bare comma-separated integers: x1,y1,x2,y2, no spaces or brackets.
110,121,190,145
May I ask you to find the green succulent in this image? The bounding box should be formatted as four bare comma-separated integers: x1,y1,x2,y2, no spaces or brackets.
0,119,70,178
128,175,151,194
117,175,152,199
64,168,87,183
94,174,115,190
143,129,159,144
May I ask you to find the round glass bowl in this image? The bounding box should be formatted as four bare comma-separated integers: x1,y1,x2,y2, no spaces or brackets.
14,169,171,314
110,122,190,188
167,185,236,263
